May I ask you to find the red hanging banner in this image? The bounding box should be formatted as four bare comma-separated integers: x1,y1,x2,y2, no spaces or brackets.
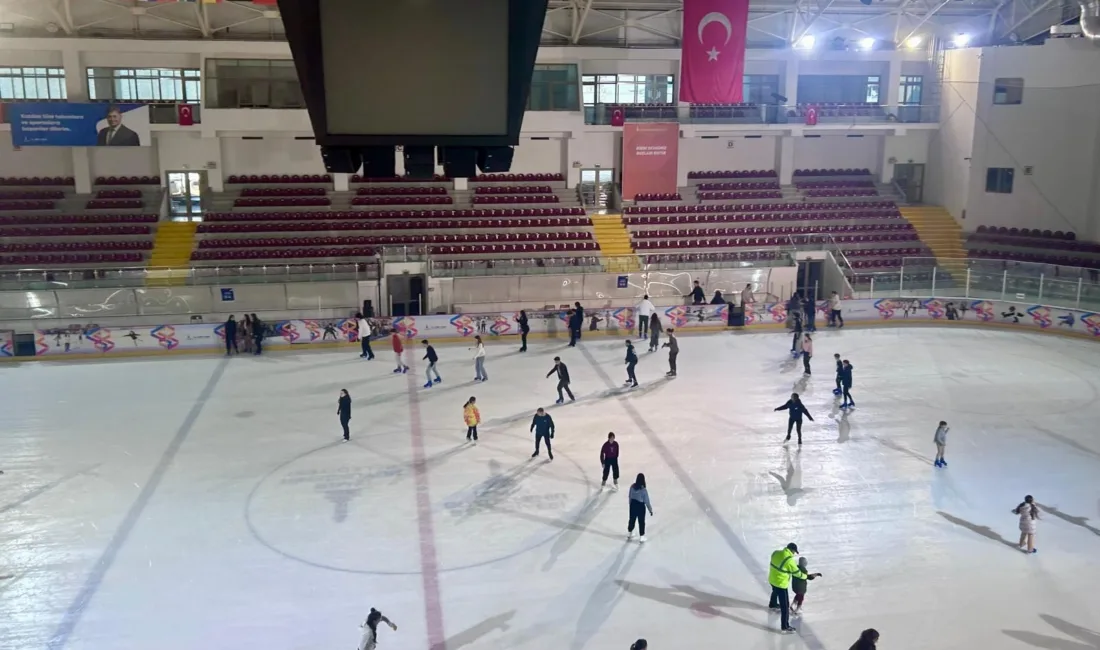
678,0,750,104
621,122,679,201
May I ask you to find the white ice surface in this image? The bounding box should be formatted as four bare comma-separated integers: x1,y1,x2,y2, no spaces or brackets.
2,327,1100,650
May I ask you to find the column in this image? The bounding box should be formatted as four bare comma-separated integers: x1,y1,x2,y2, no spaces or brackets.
777,134,796,185
783,57,799,106
62,47,93,193
885,55,902,109
333,173,350,192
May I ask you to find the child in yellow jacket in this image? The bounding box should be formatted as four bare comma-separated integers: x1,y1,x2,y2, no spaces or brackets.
463,396,480,443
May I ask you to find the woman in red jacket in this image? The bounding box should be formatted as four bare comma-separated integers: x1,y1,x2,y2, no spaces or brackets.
391,332,409,374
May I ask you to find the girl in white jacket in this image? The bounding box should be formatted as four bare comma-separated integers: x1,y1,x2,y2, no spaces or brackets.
473,335,488,381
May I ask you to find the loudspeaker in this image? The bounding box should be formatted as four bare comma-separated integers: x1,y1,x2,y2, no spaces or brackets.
320,146,362,174
362,300,374,318
404,146,435,179
362,146,396,178
440,147,477,178
477,146,514,173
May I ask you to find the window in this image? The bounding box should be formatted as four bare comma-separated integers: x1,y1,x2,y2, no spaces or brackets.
86,68,201,103
527,64,579,111
865,76,881,104
0,67,67,100
743,75,779,104
581,74,674,106
899,75,923,105
986,167,1014,193
993,78,1023,105
204,59,304,109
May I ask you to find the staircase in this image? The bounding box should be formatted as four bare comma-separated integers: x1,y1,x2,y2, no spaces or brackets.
145,221,198,287
900,206,967,277
591,213,641,272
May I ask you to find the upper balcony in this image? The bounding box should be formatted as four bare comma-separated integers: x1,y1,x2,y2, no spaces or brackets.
586,103,940,127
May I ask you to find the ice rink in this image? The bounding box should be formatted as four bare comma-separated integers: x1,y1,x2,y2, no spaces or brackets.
3,325,1100,650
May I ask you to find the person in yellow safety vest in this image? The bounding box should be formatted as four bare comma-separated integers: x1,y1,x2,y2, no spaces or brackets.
768,542,807,634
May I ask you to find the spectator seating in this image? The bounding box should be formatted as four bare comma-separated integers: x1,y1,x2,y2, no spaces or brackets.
204,208,585,222
95,175,159,186
804,189,879,198
696,182,781,191
235,197,332,208
351,174,450,183
0,214,157,225
471,195,559,205
688,170,778,180
0,190,65,200
623,208,902,226
697,191,784,201
0,176,74,186
357,187,448,195
795,180,876,189
0,252,145,266
688,103,760,119
474,185,552,194
607,103,678,120
86,199,143,210
967,227,1100,268
0,225,152,237
0,200,55,211
198,218,592,235
793,168,873,177
240,187,328,197
95,189,143,199
227,174,332,184
624,200,898,215
352,196,452,206
471,173,565,183
966,248,1099,268
634,193,682,202
786,104,887,119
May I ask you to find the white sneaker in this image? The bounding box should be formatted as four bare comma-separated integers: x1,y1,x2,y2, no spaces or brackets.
626,531,633,540
639,535,647,543
612,483,619,491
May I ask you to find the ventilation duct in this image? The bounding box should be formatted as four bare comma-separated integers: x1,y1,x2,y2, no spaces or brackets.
1081,0,1100,39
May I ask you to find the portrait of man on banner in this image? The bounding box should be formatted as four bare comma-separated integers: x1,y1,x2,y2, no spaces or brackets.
97,104,142,147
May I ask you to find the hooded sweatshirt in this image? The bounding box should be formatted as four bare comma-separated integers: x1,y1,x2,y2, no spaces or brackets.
391,333,403,353
629,485,653,514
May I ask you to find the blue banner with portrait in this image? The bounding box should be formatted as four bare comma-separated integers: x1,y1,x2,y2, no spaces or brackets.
8,103,152,147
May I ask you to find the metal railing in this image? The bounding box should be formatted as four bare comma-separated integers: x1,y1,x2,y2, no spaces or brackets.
0,262,381,291
850,257,1100,310
431,249,797,277
587,103,940,126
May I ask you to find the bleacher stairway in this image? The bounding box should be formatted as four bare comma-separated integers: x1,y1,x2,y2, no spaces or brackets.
591,214,640,272
900,206,967,276
146,221,198,286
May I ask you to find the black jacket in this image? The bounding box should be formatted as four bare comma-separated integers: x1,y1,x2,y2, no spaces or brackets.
840,364,853,388
530,413,555,436
775,399,813,421
338,395,351,420
518,314,530,333
224,319,237,338
691,286,705,303
423,345,438,363
836,358,844,376
663,336,679,354
625,346,638,364
548,362,571,383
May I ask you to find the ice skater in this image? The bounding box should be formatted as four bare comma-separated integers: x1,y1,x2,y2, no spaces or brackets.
832,353,843,395
530,407,555,460
801,333,813,375
839,360,855,409
601,432,620,490
647,313,661,352
568,303,584,346
1014,494,1039,553
630,640,648,650
775,393,814,445
933,420,949,467
224,315,238,355
473,335,488,382
547,356,575,404
661,328,678,377
790,556,822,616
463,396,480,443
515,310,530,352
787,294,804,356
357,607,397,650
422,339,441,388
337,388,351,441
828,291,844,328
850,629,880,650
636,294,654,339
768,542,806,634
357,313,375,359
624,339,639,387
391,331,409,374
627,473,653,542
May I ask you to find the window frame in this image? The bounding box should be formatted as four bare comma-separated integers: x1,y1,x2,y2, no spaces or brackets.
0,66,68,101
581,73,675,107
86,67,201,103
527,63,580,111
203,58,305,109
993,77,1024,105
865,75,881,104
899,75,923,105
985,167,1015,194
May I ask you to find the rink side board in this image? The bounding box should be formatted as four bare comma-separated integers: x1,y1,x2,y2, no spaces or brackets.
22,299,1100,358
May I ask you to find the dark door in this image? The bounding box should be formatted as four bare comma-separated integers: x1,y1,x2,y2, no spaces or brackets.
894,163,925,203
387,273,426,316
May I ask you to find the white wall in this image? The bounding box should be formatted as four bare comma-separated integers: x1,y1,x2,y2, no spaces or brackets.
156,133,224,189
510,137,567,175
676,136,778,184
89,145,158,179
793,135,882,172
926,48,980,220
880,131,930,183
565,131,619,186
219,137,326,177
0,142,73,179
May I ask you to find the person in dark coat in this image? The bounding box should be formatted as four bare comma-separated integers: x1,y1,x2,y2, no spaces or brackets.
839,360,855,409
833,353,844,396
775,392,814,445
600,431,620,490
689,280,705,305
250,313,264,355
515,310,530,352
648,313,661,352
787,293,804,354
849,629,879,650
530,407,555,460
547,356,575,404
422,339,441,388
803,293,817,332
624,340,639,387
337,389,352,441
710,290,725,305
661,328,678,377
567,303,584,346
224,315,238,355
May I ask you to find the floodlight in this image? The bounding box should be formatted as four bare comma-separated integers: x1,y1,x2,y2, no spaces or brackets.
859,37,875,50
906,35,923,49
794,34,816,49
952,33,971,47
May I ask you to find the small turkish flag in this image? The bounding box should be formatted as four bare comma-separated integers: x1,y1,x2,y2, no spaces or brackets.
177,104,194,126
610,107,625,127
805,106,818,126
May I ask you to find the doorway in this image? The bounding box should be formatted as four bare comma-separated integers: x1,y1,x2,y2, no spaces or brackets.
579,168,614,208
387,273,426,317
167,171,205,220
893,163,925,203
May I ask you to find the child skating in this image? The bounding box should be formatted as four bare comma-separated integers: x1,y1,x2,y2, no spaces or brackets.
601,432,620,490
839,360,855,409
933,421,949,467
463,396,480,443
790,556,822,616
832,353,843,396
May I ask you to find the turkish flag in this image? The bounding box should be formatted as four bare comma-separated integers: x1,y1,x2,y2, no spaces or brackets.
610,107,625,127
177,104,194,126
805,106,818,126
679,0,749,104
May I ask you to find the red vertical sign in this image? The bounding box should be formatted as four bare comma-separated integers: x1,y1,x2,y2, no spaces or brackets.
621,123,679,201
